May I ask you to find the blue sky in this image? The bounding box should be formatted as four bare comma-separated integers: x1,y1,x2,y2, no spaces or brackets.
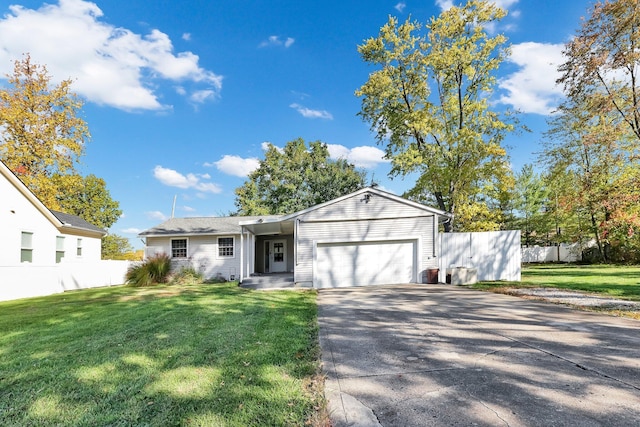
0,0,591,248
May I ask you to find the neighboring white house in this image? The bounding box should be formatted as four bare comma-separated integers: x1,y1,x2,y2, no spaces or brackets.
1,161,106,266
140,187,453,288
0,161,128,302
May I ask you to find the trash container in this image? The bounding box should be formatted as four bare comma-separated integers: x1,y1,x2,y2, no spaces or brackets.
426,268,439,284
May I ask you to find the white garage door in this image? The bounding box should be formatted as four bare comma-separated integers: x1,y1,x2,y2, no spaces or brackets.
315,240,417,289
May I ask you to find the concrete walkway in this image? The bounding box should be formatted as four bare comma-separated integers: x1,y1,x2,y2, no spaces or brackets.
318,284,640,427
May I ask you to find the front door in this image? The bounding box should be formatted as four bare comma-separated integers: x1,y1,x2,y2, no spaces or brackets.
270,239,287,272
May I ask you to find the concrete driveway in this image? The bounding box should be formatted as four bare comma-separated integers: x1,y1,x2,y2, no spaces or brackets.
318,284,640,426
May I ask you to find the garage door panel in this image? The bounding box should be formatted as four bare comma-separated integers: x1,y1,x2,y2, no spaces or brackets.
316,240,416,288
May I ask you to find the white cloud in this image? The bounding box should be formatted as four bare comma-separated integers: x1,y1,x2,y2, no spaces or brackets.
153,165,222,193
181,205,196,212
395,2,406,12
146,211,168,221
261,141,284,153
259,35,295,48
182,32,191,41
326,144,389,169
498,42,565,115
212,155,260,177
0,0,222,111
435,0,454,10
290,103,333,120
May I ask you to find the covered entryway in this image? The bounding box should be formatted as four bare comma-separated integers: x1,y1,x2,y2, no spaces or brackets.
314,239,417,288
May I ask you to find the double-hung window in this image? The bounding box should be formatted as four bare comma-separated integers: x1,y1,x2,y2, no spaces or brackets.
171,239,188,258
218,237,234,257
76,238,83,257
56,236,65,263
21,232,33,263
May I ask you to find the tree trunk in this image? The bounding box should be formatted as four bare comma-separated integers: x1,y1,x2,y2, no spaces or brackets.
435,191,453,232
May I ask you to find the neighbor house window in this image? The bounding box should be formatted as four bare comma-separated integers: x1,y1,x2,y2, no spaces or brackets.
171,239,188,258
56,236,65,263
76,238,83,257
21,232,33,263
218,237,234,257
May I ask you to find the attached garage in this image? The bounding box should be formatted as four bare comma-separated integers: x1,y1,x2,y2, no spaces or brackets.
314,239,418,289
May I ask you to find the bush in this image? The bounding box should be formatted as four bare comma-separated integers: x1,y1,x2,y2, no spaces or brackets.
125,254,172,287
170,266,204,285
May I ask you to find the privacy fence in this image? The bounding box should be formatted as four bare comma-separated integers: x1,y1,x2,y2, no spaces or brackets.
0,260,130,302
521,243,583,263
439,230,521,282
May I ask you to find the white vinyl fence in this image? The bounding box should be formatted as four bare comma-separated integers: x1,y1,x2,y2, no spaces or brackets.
521,243,582,263
0,260,130,302
439,230,521,282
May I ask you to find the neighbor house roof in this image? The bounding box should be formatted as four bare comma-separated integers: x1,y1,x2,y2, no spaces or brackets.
51,210,107,236
139,215,281,237
1,160,106,238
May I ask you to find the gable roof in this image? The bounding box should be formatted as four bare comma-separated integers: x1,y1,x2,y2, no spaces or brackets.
51,210,107,235
279,186,453,221
1,160,106,237
139,215,281,237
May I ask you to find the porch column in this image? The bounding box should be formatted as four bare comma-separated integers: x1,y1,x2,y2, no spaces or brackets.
239,227,244,283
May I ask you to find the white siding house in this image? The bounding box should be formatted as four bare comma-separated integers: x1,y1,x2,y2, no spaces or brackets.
140,188,452,288
0,161,105,266
1,161,115,301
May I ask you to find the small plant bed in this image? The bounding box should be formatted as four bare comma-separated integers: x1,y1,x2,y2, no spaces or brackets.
0,282,325,426
473,264,640,320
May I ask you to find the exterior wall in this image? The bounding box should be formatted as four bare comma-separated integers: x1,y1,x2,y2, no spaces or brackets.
294,194,438,285
145,234,242,280
0,260,130,302
1,170,61,265
439,231,521,282
1,168,102,266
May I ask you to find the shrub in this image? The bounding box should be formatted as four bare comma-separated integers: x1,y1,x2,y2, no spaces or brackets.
170,266,204,285
125,254,172,287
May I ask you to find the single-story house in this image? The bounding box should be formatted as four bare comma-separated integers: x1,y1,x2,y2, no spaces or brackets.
0,160,106,266
139,187,452,288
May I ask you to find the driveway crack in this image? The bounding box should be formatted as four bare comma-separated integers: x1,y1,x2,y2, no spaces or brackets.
495,333,640,392
466,389,510,426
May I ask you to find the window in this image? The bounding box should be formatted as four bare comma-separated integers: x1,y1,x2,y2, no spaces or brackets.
21,232,33,263
56,236,65,263
218,237,234,257
76,238,83,257
171,239,187,258
273,242,284,262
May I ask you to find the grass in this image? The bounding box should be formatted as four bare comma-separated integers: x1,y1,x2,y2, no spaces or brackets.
473,264,640,318
0,282,324,426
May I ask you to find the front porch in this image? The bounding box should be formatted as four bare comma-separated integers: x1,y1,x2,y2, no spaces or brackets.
240,273,311,290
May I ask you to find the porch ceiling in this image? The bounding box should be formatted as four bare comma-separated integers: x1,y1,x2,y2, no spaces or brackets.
241,219,295,235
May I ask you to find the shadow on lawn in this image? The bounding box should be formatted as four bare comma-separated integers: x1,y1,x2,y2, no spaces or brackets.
0,283,320,426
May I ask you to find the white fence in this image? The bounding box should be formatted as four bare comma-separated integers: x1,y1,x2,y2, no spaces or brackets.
439,230,521,282
521,243,582,263
0,260,131,302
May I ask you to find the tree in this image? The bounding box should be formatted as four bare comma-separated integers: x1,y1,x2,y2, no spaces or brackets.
0,54,89,209
356,0,517,231
101,234,136,260
552,0,640,262
512,164,550,246
235,138,367,215
558,0,640,143
542,97,639,262
54,174,122,229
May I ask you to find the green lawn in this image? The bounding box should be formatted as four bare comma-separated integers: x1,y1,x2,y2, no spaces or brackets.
473,264,640,318
0,282,323,426
518,264,640,300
